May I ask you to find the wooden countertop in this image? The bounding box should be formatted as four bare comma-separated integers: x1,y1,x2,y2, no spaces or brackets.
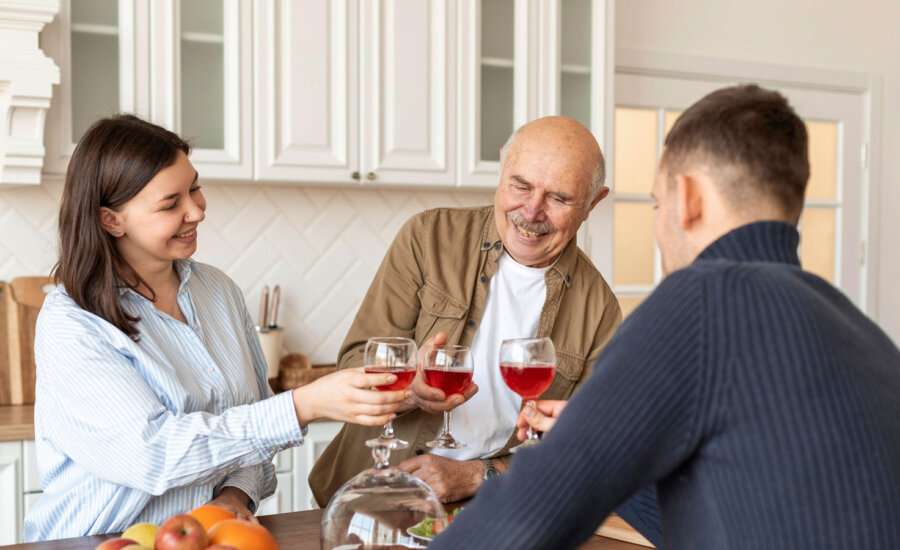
0,404,34,441
1,509,646,549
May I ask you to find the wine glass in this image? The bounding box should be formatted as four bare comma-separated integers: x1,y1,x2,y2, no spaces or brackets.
423,345,473,449
364,337,418,450
499,337,556,452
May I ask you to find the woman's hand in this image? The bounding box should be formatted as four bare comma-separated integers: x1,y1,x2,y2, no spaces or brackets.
291,367,407,426
515,400,568,440
207,487,257,523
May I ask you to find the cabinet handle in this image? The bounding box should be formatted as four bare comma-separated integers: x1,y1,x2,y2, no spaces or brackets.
351,171,360,180
366,172,376,181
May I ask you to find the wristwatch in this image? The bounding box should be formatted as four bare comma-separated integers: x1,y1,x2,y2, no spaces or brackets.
481,458,500,481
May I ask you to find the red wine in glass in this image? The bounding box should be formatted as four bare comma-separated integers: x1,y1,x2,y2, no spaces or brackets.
423,368,473,396
499,362,555,398
365,366,416,391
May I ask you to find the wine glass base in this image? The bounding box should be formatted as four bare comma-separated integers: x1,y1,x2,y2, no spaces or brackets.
425,437,466,449
365,437,409,450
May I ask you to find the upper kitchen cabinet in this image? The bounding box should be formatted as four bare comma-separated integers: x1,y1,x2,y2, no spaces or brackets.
149,0,253,180
42,0,147,175
254,0,456,186
457,0,612,187
41,0,252,179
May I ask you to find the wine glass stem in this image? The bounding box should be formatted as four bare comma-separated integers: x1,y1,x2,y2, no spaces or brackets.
443,410,452,437
383,419,395,439
526,400,539,441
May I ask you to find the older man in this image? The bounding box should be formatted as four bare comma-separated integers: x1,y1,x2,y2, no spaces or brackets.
309,116,621,505
429,85,900,549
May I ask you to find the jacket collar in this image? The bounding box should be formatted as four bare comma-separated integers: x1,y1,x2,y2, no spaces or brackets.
480,207,578,287
697,221,801,266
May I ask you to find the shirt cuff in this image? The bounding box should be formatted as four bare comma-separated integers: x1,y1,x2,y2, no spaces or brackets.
250,390,305,452
217,465,267,513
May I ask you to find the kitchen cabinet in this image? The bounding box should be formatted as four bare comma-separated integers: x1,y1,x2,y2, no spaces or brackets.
254,0,456,186
41,0,252,179
41,0,613,190
0,441,23,544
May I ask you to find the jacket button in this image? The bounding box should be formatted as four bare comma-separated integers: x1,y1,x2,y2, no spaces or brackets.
467,320,476,328
482,241,491,248
480,275,487,283
565,275,571,283
493,242,501,250
415,449,424,455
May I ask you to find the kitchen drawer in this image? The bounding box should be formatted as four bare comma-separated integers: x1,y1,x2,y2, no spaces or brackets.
23,440,40,492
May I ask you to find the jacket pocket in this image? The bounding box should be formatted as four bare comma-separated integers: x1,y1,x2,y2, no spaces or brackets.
415,282,468,342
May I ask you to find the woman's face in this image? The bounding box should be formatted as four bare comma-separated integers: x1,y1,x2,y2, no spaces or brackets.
111,151,206,274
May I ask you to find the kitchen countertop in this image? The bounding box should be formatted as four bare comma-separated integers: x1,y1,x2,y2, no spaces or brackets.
0,404,34,441
0,508,647,549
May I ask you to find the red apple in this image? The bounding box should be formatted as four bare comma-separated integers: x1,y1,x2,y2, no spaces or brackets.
94,539,139,550
155,514,209,550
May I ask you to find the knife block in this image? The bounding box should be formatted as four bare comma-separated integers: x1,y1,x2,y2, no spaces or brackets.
0,277,53,405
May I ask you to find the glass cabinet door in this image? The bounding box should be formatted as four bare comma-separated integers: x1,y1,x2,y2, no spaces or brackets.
559,0,592,129
179,0,224,151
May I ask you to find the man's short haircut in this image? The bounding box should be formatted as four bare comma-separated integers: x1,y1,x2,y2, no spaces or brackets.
661,84,810,216
500,125,606,210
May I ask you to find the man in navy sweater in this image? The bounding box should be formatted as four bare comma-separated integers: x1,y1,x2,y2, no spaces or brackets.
429,84,900,549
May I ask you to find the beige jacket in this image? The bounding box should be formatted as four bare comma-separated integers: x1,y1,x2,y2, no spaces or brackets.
308,206,621,505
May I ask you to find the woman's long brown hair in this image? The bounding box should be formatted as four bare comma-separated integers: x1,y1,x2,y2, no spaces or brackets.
53,115,191,340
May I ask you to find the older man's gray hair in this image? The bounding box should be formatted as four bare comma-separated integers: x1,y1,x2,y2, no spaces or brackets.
499,126,606,210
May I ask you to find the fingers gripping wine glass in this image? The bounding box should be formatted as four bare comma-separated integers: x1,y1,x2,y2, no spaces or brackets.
423,345,473,449
499,337,556,452
364,337,418,450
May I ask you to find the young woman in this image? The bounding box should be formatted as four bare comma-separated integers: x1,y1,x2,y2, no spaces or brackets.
24,115,405,540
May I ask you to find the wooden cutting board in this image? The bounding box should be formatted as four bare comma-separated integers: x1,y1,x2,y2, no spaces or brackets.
597,514,656,547
0,277,53,405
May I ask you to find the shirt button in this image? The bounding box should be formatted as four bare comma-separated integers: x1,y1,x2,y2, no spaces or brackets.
565,275,571,283
493,242,501,250
467,320,476,328
482,241,491,249
480,275,487,283
415,449,424,455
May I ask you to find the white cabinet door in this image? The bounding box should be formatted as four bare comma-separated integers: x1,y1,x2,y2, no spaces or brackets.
0,442,23,545
292,421,342,511
254,0,359,183
256,472,292,517
359,0,456,186
149,0,254,180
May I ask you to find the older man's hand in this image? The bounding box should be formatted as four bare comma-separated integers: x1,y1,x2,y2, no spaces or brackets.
398,332,479,415
397,454,483,503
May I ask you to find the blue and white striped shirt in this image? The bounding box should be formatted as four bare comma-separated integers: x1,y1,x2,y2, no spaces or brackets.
25,260,304,541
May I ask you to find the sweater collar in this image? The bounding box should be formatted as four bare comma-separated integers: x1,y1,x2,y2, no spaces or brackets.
697,221,801,266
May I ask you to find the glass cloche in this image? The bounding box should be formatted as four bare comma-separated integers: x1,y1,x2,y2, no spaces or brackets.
321,445,447,549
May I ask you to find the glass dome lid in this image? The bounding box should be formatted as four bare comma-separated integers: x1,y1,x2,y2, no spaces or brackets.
321,446,447,549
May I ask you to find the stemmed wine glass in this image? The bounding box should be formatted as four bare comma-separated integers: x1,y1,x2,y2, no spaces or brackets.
423,345,473,449
364,337,418,450
499,337,557,452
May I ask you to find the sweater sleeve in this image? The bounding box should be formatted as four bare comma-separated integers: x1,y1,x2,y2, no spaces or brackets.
429,269,707,550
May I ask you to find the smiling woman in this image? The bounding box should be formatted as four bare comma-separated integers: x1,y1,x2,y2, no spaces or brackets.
24,115,409,542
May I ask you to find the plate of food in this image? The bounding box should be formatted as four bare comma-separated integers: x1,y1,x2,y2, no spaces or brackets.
406,507,464,542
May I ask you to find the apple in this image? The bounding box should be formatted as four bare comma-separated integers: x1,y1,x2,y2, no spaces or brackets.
94,538,138,550
154,514,209,550
121,522,159,548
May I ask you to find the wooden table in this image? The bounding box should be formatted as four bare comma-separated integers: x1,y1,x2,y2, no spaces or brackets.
1,509,645,549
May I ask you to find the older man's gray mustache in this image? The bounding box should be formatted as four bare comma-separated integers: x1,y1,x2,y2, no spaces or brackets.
507,210,558,235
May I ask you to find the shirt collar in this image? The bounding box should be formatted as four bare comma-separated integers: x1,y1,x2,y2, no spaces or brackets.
117,259,196,297
697,221,801,266
480,208,578,288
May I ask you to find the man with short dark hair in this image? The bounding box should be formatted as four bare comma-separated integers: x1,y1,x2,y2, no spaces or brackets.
429,84,900,549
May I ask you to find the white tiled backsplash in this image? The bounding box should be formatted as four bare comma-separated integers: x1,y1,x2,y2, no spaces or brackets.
0,181,492,364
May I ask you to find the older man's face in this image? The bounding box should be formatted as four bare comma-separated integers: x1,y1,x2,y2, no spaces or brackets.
494,126,599,268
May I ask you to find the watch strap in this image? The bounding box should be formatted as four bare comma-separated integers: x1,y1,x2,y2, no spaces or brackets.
481,457,500,481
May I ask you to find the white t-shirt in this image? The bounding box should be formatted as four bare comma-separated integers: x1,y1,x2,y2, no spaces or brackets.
431,251,549,460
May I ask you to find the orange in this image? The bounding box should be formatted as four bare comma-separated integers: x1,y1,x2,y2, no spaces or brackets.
187,504,235,532
208,519,279,550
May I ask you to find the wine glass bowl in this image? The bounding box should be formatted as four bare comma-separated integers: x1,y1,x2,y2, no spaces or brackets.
364,337,418,450
499,337,556,452
424,345,473,449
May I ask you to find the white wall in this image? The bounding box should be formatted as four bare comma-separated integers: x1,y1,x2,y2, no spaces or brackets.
617,0,900,343
0,182,491,364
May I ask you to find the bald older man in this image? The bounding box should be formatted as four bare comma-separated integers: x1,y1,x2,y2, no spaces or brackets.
308,116,623,506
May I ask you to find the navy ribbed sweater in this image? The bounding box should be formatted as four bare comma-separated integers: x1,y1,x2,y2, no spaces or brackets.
429,222,900,549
